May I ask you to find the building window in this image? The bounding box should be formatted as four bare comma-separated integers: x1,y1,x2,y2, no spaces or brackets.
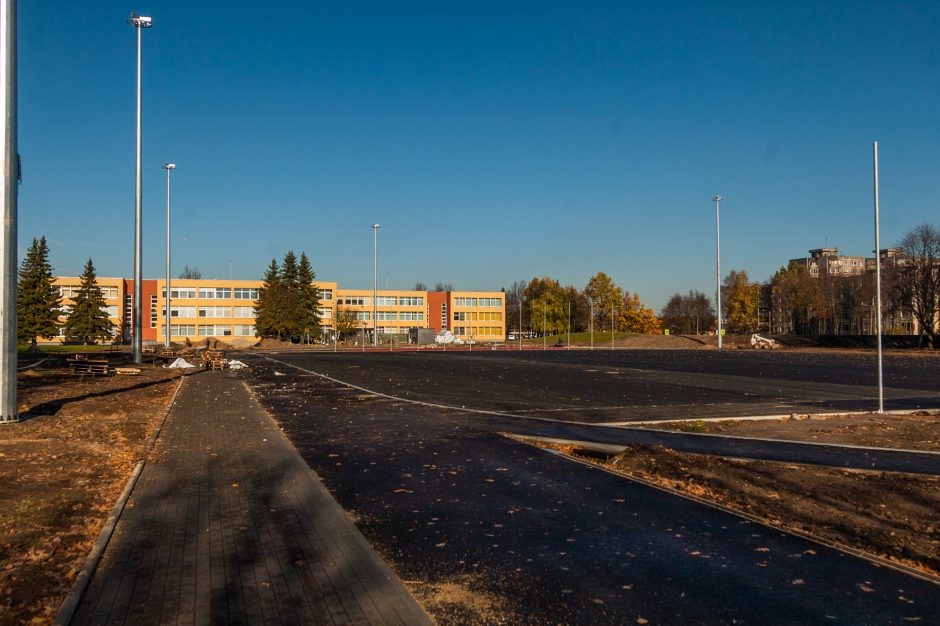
171,306,196,318
150,295,158,328
198,287,232,299
102,305,119,317
162,287,197,299
168,324,196,337
376,311,398,321
340,297,368,306
233,288,259,300
233,306,255,318
198,306,230,318
318,307,333,319
353,311,371,321
198,324,232,336
375,296,398,306
234,324,255,336
400,311,423,321
399,296,424,306
317,289,333,301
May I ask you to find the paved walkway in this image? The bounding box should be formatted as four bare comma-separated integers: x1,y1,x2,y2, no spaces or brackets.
69,370,430,625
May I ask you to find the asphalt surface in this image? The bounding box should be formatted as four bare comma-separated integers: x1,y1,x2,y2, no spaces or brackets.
240,349,940,625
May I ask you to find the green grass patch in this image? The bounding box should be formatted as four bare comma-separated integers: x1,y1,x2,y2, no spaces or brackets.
17,343,122,356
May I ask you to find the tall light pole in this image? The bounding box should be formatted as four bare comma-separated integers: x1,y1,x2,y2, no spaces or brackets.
873,142,884,414
518,300,522,351
129,13,152,364
589,298,594,350
713,195,723,350
567,301,571,349
372,224,379,346
162,163,175,347
0,0,19,423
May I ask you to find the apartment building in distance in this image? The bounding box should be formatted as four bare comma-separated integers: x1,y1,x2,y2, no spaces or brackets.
44,277,506,344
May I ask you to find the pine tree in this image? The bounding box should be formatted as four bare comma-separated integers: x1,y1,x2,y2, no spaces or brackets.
17,236,62,347
297,253,322,341
64,259,115,345
254,259,282,339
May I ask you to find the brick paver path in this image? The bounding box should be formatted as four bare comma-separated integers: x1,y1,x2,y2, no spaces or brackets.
70,370,430,625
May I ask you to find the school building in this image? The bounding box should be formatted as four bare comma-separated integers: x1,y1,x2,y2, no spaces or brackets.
49,277,506,343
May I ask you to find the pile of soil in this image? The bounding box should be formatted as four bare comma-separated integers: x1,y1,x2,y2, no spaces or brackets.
0,366,183,623
649,412,940,452
557,443,940,577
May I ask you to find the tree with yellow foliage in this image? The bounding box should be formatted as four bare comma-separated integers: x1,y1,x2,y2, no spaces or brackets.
619,291,662,334
723,270,760,333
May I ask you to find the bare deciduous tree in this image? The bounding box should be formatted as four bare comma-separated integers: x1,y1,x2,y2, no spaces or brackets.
896,223,940,348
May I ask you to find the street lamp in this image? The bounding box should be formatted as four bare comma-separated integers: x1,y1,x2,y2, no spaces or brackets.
129,12,152,364
713,194,723,350
162,163,175,347
372,224,379,346
872,143,884,413
1,0,19,423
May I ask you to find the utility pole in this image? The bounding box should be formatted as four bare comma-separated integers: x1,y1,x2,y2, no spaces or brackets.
1,0,19,423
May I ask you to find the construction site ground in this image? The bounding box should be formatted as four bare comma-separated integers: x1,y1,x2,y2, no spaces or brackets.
0,361,183,625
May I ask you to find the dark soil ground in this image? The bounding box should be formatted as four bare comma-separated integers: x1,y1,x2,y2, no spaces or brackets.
647,411,940,451
550,442,940,578
0,361,183,625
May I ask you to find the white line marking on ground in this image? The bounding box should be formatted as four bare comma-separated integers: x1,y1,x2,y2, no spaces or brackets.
254,354,940,457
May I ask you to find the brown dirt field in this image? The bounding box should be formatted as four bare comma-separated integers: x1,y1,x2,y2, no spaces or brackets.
403,574,519,625
646,411,940,452
548,443,940,578
0,364,184,625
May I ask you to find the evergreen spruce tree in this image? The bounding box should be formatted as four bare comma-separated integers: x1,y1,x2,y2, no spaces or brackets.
17,236,62,347
297,253,322,341
254,259,281,339
277,251,303,340
64,258,115,345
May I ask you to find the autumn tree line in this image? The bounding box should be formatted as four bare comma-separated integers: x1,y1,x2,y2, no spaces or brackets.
503,272,662,336
674,223,940,347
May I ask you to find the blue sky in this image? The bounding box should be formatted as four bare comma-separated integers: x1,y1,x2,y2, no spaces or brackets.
17,1,940,310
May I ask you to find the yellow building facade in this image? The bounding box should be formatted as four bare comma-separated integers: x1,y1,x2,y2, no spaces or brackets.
44,277,506,343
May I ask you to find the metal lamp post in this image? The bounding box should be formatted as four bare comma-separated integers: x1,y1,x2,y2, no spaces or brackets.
872,143,884,413
1,0,18,423
713,195,723,350
372,224,379,346
130,13,152,364
162,163,175,347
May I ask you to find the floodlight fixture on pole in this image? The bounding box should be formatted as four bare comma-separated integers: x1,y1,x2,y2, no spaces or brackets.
372,224,379,346
162,163,175,347
713,195,723,350
872,143,884,414
1,0,19,423
130,12,152,364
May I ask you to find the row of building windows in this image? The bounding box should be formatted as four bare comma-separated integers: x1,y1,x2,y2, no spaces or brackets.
453,311,502,321
453,326,502,336
165,324,256,337
338,296,425,307
454,297,501,307
366,311,424,322
353,311,426,321
165,306,256,318
58,285,120,299
161,287,262,300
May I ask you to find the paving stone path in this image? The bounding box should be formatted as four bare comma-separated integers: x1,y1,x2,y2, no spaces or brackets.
69,370,430,625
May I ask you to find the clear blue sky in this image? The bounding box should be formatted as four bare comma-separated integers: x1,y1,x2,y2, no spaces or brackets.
17,1,940,310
